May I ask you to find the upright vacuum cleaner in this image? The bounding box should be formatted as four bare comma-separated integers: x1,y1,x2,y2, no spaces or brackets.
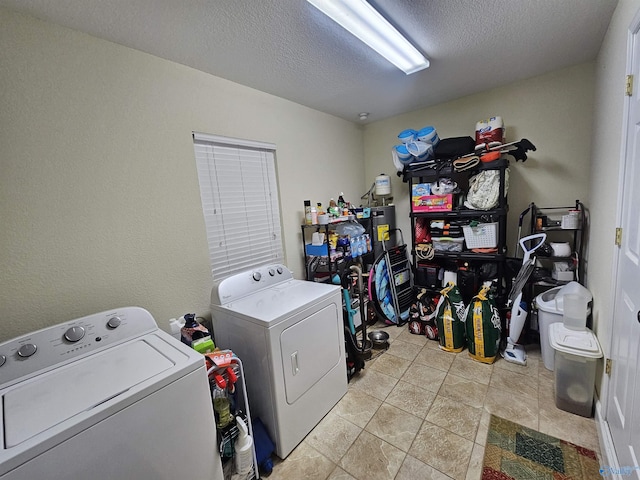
503,233,546,365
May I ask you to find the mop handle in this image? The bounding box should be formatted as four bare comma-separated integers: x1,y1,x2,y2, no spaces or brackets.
519,233,547,263
515,203,534,256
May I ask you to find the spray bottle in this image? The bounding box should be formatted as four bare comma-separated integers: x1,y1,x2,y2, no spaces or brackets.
234,416,254,477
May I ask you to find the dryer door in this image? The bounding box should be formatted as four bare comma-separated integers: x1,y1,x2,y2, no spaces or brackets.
280,302,342,404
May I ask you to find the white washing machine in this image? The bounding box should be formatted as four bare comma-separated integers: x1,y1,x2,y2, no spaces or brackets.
0,307,223,480
210,264,347,459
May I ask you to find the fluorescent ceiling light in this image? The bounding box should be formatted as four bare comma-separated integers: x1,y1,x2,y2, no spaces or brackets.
307,0,429,74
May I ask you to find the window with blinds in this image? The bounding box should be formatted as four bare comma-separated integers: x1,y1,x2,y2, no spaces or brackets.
193,132,283,280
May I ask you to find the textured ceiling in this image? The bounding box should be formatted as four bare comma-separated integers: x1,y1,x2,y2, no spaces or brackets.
0,0,618,123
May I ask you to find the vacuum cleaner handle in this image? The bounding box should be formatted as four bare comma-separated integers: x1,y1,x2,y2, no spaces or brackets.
519,233,547,263
349,264,363,293
518,203,534,228
515,203,534,256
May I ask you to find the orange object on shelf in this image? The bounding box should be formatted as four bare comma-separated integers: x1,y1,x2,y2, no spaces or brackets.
480,151,500,162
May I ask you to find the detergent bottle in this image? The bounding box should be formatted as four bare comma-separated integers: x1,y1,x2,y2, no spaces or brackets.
234,416,254,476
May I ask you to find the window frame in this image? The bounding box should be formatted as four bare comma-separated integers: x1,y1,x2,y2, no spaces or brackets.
193,132,284,280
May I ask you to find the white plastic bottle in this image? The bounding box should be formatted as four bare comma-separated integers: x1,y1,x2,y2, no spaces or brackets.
234,416,254,477
168,318,184,341
357,236,365,256
350,236,359,258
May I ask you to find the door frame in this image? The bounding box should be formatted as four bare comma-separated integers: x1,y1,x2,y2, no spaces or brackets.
597,6,640,474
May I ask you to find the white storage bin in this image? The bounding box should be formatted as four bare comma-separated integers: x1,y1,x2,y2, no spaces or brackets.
462,222,498,249
535,282,592,371
549,323,602,417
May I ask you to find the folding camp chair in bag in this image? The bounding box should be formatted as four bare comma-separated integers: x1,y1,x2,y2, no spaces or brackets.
368,229,414,325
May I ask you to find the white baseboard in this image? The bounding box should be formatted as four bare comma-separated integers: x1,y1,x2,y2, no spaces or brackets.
595,398,622,479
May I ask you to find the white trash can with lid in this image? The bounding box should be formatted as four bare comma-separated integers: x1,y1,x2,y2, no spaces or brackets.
549,323,602,417
535,282,592,371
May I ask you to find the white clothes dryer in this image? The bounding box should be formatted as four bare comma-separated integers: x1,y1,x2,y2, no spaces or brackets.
0,307,223,480
210,264,347,459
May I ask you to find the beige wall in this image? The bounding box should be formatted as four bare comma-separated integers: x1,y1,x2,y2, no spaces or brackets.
362,63,595,258
0,8,365,340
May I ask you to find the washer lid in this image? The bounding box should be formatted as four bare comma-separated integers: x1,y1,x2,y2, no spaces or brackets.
2,338,174,447
548,323,602,358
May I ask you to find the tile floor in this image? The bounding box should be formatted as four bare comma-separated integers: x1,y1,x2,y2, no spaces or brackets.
268,322,601,480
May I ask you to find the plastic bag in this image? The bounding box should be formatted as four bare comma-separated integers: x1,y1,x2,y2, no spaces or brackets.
465,169,509,210
335,218,365,237
464,285,501,364
435,283,466,352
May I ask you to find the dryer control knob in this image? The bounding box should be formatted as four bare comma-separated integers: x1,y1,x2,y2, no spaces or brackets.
0,355,6,367
268,268,275,276
277,266,284,274
107,316,122,329
64,326,85,342
18,343,37,358
252,272,262,282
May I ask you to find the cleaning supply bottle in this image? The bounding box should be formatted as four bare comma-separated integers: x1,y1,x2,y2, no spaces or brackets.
338,192,350,215
328,198,339,217
180,313,209,347
168,317,185,341
213,385,232,429
234,416,254,477
304,200,312,225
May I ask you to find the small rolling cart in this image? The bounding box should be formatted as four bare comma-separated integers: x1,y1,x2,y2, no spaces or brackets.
206,351,260,480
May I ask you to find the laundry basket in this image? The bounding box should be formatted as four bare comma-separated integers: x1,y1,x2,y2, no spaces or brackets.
462,222,498,249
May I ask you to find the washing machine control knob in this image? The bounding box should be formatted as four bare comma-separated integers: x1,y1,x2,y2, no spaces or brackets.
277,266,283,274
252,271,262,282
107,316,122,329
268,268,275,276
64,326,86,342
18,343,37,358
0,355,5,367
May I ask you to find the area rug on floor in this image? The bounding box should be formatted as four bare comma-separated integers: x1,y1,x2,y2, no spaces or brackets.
482,415,600,480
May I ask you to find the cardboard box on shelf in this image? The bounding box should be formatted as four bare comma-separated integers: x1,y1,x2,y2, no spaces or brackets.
412,193,453,212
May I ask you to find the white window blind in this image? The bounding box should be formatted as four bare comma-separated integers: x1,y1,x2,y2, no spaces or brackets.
193,132,283,280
